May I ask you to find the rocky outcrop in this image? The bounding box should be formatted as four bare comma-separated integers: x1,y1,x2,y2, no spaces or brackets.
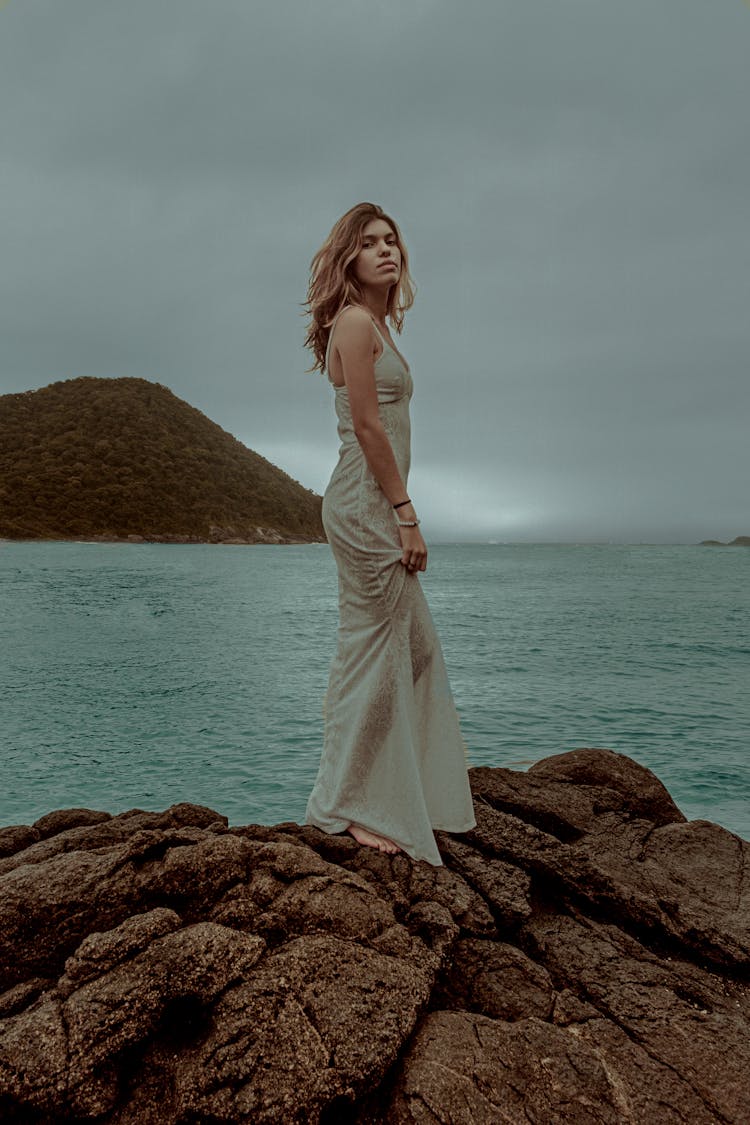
700,535,750,546
0,748,748,1123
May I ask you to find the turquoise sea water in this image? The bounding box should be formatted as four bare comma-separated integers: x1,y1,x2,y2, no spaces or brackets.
1,541,748,839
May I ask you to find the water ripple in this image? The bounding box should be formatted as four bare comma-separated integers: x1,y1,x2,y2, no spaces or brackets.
0,540,748,839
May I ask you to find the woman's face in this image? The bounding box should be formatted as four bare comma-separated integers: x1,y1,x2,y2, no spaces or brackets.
352,218,401,289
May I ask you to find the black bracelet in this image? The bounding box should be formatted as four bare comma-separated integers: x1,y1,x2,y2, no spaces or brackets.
393,498,411,510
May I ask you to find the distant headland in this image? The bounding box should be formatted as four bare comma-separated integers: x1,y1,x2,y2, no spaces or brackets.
699,536,750,547
0,376,325,545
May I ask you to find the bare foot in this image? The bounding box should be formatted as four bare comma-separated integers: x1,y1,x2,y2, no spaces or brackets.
347,823,402,855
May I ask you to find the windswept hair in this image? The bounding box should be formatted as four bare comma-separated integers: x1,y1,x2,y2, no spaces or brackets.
302,202,416,374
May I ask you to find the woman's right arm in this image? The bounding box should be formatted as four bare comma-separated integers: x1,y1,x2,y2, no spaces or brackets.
334,308,427,572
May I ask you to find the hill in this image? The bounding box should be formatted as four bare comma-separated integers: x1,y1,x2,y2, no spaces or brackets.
0,376,324,544
699,536,750,547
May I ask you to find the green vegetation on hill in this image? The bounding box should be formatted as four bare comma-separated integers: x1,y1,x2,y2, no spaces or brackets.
0,376,324,543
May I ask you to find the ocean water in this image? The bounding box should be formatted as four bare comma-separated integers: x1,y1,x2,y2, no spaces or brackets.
1,540,747,839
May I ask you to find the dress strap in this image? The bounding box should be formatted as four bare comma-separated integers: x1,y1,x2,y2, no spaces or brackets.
369,316,410,374
368,318,387,349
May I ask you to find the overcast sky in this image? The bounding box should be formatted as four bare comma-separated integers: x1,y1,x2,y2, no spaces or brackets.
1,0,748,543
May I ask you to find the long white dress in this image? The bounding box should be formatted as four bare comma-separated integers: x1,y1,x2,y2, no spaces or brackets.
304,306,476,865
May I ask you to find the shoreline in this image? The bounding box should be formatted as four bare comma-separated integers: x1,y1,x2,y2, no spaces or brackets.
0,532,327,546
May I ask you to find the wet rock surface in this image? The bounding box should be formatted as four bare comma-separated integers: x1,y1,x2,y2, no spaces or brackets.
0,748,748,1123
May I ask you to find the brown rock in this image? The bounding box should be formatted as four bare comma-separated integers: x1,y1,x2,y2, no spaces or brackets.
527,746,686,826
0,801,227,876
33,807,112,839
383,1009,631,1123
434,937,555,1021
0,824,40,859
0,748,748,1123
526,909,750,1123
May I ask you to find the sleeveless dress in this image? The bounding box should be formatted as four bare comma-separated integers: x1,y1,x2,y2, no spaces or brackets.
304,306,476,866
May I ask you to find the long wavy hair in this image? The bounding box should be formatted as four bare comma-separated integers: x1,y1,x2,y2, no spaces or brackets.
302,202,416,374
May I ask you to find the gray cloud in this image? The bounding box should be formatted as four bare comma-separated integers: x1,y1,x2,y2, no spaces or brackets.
1,0,748,541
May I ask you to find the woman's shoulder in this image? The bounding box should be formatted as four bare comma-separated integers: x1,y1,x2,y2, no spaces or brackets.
334,304,372,329
330,304,375,348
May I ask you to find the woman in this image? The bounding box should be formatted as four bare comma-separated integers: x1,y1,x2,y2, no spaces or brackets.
303,202,475,866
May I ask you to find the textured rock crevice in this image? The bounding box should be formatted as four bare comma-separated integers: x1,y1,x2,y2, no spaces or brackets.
1,747,748,1123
